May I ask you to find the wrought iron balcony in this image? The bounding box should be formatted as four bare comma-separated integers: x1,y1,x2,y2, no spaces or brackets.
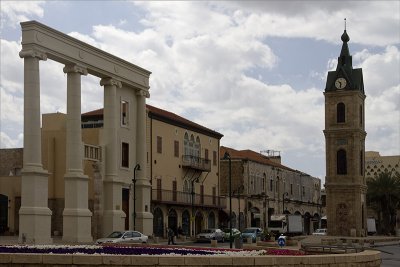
182,155,211,172
152,189,226,209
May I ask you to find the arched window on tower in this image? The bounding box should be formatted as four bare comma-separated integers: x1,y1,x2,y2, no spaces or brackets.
337,102,345,123
359,105,363,126
337,149,347,175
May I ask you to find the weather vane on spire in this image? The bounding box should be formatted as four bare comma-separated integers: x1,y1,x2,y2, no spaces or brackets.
344,18,347,31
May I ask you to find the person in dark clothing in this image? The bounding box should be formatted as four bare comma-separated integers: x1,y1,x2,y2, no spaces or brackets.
167,227,176,245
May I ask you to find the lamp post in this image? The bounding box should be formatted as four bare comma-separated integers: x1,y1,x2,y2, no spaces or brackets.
282,192,288,214
223,151,232,249
191,180,195,236
132,164,140,231
261,192,269,230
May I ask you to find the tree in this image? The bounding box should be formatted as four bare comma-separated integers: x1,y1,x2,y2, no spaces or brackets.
366,171,400,235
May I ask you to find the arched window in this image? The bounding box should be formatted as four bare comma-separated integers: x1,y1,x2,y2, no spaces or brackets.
359,105,363,126
152,207,164,237
208,212,215,228
337,102,345,123
195,136,201,158
190,134,195,156
337,149,347,175
184,133,189,156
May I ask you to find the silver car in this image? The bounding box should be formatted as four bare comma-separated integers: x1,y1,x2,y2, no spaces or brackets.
95,231,148,244
312,228,327,236
196,228,225,242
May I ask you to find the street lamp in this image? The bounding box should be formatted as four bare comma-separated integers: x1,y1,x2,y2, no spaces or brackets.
282,192,289,214
223,151,232,249
191,180,195,236
132,164,140,230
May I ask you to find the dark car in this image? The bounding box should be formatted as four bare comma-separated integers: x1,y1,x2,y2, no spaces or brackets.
195,228,225,242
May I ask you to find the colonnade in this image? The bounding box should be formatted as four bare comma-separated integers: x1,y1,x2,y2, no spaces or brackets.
18,21,152,244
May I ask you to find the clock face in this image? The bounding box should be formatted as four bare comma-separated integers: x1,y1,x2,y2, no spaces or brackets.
335,78,347,89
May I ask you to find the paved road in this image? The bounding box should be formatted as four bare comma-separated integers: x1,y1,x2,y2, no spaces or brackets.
373,244,400,267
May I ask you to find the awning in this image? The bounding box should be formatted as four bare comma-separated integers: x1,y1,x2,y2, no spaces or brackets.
322,216,327,220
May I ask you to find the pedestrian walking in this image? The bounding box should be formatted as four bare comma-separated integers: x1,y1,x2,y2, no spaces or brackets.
167,227,176,245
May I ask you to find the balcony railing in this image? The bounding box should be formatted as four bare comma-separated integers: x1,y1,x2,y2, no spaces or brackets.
152,189,226,209
181,155,211,172
84,144,102,162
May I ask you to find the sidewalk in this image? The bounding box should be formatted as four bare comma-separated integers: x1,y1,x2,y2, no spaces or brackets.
0,235,193,246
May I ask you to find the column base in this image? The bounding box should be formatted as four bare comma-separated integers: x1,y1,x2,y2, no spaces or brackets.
62,208,93,243
102,210,126,236
135,212,154,236
19,207,52,244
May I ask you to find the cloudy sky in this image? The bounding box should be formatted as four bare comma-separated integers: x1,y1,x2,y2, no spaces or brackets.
1,1,399,185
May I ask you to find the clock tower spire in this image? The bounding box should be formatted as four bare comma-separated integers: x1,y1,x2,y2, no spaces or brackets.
323,24,367,237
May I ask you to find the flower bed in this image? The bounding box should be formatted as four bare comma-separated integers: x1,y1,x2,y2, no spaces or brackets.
0,244,304,256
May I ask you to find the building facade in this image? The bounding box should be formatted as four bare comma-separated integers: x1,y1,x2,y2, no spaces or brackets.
147,105,224,237
0,104,225,239
324,29,367,237
365,151,400,234
365,151,400,178
219,146,322,235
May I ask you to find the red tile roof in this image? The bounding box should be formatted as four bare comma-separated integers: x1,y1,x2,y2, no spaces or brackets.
81,105,223,138
82,108,103,116
147,104,223,138
220,146,295,172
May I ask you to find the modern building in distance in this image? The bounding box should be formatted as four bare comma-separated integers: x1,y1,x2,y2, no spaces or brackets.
219,146,322,235
364,151,400,235
365,151,400,178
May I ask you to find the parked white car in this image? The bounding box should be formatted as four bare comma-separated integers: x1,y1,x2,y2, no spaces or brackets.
196,228,225,242
96,231,148,244
312,228,327,236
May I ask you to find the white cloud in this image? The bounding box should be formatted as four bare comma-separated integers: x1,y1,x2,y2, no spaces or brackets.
215,1,400,46
0,1,398,182
0,1,45,29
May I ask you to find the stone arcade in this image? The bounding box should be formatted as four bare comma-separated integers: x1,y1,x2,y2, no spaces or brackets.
18,21,152,244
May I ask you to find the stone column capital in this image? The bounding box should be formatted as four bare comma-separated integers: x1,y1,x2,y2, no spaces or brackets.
136,89,150,98
19,49,47,61
100,77,122,88
63,64,88,75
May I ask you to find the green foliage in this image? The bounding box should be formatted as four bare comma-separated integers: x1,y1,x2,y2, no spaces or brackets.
366,171,400,234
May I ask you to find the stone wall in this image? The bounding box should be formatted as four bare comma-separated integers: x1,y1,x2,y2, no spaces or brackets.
0,250,381,266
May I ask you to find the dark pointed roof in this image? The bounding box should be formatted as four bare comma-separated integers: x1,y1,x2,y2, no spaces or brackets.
340,30,350,57
325,29,365,94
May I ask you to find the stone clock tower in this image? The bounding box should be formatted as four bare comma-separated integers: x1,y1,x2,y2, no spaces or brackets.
324,29,367,237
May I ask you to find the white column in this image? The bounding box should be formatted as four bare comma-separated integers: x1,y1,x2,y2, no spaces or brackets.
18,49,52,244
135,90,153,235
100,77,125,235
62,64,92,243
